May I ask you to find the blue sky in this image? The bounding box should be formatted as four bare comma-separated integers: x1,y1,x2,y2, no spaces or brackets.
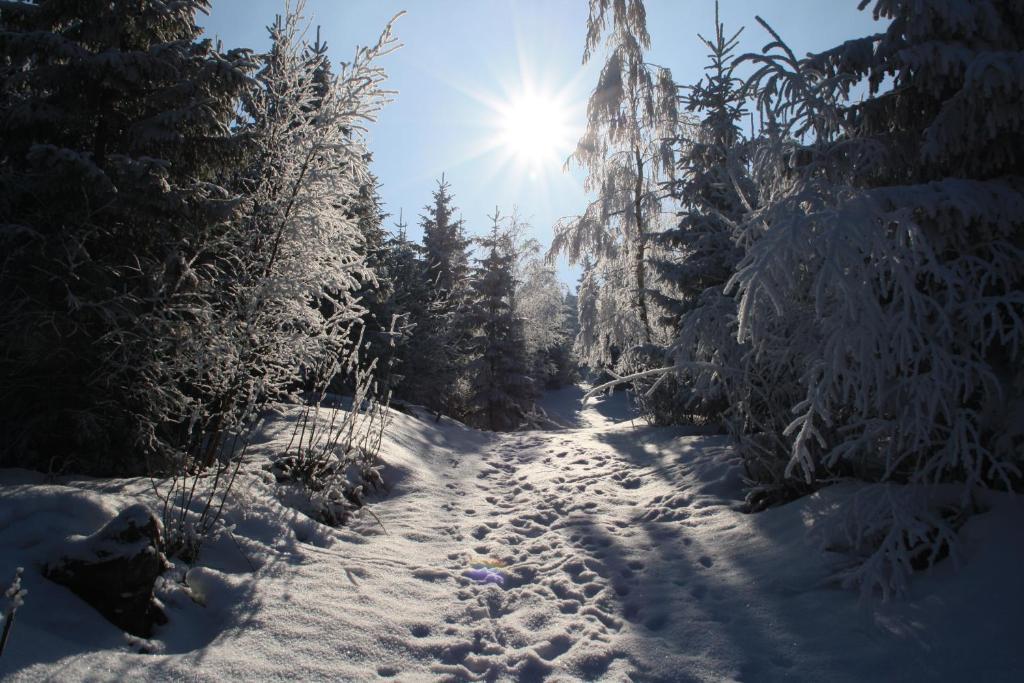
200,0,884,287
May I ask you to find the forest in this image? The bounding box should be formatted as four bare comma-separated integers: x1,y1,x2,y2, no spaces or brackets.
1,0,1022,680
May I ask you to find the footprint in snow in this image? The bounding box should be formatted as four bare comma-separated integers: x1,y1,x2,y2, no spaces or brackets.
534,634,573,661
409,624,431,638
412,568,450,582
644,613,670,631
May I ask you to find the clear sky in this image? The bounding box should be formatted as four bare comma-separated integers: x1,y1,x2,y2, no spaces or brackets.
200,0,884,288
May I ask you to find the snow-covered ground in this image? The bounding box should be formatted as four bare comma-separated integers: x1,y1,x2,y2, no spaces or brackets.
1,389,1023,681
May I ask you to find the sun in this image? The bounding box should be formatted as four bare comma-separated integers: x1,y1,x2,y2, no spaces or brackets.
450,67,585,190
496,92,575,169
497,93,577,166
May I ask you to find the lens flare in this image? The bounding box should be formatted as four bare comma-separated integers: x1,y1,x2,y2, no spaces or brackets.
496,91,575,170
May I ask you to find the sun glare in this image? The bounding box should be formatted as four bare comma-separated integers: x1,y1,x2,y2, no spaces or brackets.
496,92,575,170
450,66,585,191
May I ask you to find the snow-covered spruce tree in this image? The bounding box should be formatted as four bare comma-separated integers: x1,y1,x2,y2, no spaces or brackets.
465,209,534,431
654,2,747,323
731,1,1024,595
516,248,576,389
329,171,397,396
550,0,677,369
572,258,608,370
358,210,419,396
422,175,471,300
556,290,583,387
400,176,474,417
0,0,254,474
646,3,753,425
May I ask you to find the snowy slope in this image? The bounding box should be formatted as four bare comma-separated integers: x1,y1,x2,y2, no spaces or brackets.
1,390,1023,681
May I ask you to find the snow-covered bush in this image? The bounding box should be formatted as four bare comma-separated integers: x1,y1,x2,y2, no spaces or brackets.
268,335,391,529
808,483,972,601
720,0,1024,591
733,0,1024,489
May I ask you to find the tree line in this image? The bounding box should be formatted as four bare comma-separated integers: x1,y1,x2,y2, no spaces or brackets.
358,176,578,431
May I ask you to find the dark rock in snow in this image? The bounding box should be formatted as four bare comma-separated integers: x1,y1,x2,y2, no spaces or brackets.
44,504,171,637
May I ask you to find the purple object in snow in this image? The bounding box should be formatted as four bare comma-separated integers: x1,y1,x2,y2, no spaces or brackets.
464,567,505,586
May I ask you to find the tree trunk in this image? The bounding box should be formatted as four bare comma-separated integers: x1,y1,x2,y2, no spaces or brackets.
634,148,652,345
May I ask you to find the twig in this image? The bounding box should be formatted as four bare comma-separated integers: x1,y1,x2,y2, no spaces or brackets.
0,608,14,658
359,505,389,536
226,527,257,573
1,567,25,658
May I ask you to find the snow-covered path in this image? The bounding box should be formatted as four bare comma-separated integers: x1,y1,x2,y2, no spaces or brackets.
2,389,1023,681
415,420,748,681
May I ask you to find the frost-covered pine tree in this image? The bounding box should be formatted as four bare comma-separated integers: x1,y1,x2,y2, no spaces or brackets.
0,0,255,473
515,242,576,389
572,259,605,369
646,3,753,425
465,210,534,431
654,2,747,323
730,0,1024,594
550,0,677,363
421,174,471,303
400,176,474,416
299,28,395,398
360,210,420,396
